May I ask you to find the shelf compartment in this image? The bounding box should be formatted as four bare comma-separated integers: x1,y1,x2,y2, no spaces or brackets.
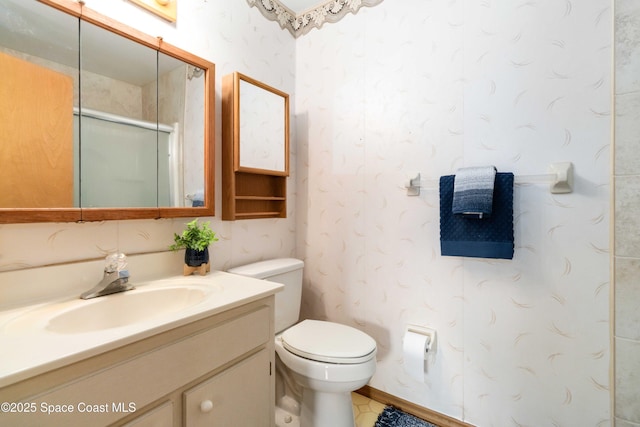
235,198,285,219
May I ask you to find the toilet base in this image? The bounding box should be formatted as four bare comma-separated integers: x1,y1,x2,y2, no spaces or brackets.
300,390,355,427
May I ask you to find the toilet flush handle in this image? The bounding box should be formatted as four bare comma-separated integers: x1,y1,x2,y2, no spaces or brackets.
200,400,214,413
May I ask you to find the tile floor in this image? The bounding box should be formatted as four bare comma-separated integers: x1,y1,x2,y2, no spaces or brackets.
352,392,387,427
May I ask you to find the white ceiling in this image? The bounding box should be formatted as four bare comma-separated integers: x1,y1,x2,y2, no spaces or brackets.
278,0,324,14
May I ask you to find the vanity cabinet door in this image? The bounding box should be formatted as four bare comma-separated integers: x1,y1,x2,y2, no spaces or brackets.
184,348,271,427
122,402,173,427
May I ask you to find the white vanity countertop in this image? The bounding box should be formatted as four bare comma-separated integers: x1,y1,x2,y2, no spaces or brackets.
0,271,282,388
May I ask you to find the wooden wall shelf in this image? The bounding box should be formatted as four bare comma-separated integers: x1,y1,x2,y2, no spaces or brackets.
222,72,289,220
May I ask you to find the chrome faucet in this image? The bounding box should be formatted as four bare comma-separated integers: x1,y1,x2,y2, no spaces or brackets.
81,253,134,299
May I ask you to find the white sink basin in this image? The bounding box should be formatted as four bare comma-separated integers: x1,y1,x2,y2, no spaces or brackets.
3,283,214,334
48,286,209,333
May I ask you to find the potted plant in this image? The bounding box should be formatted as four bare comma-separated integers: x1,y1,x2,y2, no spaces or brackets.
169,219,218,275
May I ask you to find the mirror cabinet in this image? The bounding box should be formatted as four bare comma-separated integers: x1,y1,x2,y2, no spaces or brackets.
0,0,215,223
221,72,290,220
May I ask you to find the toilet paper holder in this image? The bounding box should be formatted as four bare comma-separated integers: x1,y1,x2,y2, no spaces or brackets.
405,324,436,356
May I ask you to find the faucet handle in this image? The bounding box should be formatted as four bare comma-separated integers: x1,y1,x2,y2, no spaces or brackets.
104,253,128,273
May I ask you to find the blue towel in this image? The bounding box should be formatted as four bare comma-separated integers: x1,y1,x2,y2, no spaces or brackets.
452,166,497,218
440,173,514,259
191,190,204,207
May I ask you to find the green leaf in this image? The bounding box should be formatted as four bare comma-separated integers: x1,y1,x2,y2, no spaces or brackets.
169,219,218,251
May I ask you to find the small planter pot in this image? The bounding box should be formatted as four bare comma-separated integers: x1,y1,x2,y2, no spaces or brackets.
183,248,211,276
185,247,209,267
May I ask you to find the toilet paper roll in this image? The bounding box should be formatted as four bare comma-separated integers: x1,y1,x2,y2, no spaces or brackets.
403,329,430,381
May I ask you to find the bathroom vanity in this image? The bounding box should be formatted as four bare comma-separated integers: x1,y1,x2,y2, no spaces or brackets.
0,254,281,427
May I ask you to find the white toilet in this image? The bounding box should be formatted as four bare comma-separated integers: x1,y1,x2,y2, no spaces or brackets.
228,258,377,427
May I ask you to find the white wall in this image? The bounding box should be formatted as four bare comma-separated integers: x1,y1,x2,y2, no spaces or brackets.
0,0,297,272
295,1,611,426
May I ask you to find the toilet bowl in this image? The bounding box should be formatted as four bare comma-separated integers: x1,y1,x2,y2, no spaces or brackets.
276,320,376,427
227,259,377,427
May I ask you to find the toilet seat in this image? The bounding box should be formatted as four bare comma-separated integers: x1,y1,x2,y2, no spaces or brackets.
281,320,376,364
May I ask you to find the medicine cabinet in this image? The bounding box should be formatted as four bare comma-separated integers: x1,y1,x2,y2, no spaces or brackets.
222,72,290,220
0,0,215,223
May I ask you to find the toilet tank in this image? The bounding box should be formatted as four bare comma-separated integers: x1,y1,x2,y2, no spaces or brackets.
227,258,303,334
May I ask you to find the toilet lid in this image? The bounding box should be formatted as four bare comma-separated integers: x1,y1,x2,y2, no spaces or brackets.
281,320,377,364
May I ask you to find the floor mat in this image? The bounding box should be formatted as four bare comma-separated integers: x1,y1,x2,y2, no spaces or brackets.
374,406,439,427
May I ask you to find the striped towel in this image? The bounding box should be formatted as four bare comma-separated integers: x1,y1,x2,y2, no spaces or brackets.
452,166,497,219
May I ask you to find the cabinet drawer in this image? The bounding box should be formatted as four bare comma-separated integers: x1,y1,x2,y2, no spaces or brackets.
4,306,270,427
184,349,271,427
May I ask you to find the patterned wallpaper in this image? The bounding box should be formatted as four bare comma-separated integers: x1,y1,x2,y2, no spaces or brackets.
295,1,611,426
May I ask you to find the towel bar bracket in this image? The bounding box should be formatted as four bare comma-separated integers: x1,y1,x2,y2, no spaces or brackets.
548,162,574,194
405,172,422,196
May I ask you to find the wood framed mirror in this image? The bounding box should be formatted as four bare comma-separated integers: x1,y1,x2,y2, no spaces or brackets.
233,73,289,176
0,0,215,223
